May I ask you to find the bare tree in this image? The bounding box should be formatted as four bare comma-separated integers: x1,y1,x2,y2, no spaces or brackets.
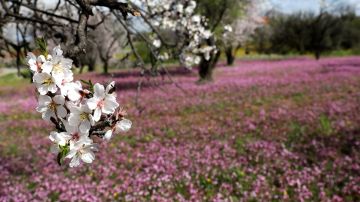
0,0,139,60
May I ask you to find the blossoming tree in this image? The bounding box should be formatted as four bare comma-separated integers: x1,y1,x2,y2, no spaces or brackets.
222,0,267,65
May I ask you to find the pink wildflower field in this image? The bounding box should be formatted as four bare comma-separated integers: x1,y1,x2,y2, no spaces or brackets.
0,56,359,201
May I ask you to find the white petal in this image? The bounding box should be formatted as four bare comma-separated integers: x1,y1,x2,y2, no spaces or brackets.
102,98,119,114
106,81,115,93
115,119,132,133
29,64,38,72
38,95,52,106
37,55,46,63
69,155,81,167
49,131,58,142
102,99,119,114
80,152,95,164
38,85,48,95
86,98,98,110
36,105,48,113
93,107,101,122
48,84,58,94
79,121,91,133
66,150,77,159
41,61,53,74
68,114,81,126
56,105,67,118
42,110,55,121
26,52,36,63
104,130,113,140
53,95,65,105
37,85,48,95
33,73,46,84
52,45,63,56
89,115,95,125
94,83,105,99
61,58,73,69
68,90,81,102
50,144,60,154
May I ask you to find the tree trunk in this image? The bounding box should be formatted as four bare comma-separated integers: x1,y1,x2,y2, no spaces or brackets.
88,63,95,72
315,51,321,60
198,50,221,83
103,61,109,74
16,46,21,77
225,46,235,66
197,36,220,83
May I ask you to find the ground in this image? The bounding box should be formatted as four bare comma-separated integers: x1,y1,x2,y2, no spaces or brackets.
0,57,359,201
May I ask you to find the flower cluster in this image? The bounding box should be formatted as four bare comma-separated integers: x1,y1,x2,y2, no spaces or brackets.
26,46,132,167
138,0,217,68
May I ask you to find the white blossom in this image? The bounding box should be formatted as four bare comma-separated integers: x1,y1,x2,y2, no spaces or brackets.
87,83,119,121
36,95,67,120
33,72,57,95
153,39,161,48
49,131,72,153
66,135,97,167
104,119,132,140
68,104,95,133
27,45,131,167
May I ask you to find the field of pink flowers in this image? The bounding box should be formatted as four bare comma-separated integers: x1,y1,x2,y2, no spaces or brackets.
0,56,359,201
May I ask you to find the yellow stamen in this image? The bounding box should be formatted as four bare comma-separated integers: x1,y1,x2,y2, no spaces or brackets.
80,112,88,121
43,78,53,86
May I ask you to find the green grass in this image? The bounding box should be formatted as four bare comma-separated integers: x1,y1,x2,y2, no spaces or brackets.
0,72,29,87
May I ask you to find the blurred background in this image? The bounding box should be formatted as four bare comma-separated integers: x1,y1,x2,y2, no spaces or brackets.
0,0,359,201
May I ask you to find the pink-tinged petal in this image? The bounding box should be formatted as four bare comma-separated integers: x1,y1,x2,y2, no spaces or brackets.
53,95,65,105
87,98,98,110
94,83,105,99
93,107,101,122
41,61,53,73
56,105,67,118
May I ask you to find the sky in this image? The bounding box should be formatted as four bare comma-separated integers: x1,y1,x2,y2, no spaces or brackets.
269,0,360,15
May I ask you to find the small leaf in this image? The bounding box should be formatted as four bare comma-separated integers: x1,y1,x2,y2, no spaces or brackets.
88,80,94,94
57,145,70,166
80,79,90,85
36,37,48,56
57,152,62,166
